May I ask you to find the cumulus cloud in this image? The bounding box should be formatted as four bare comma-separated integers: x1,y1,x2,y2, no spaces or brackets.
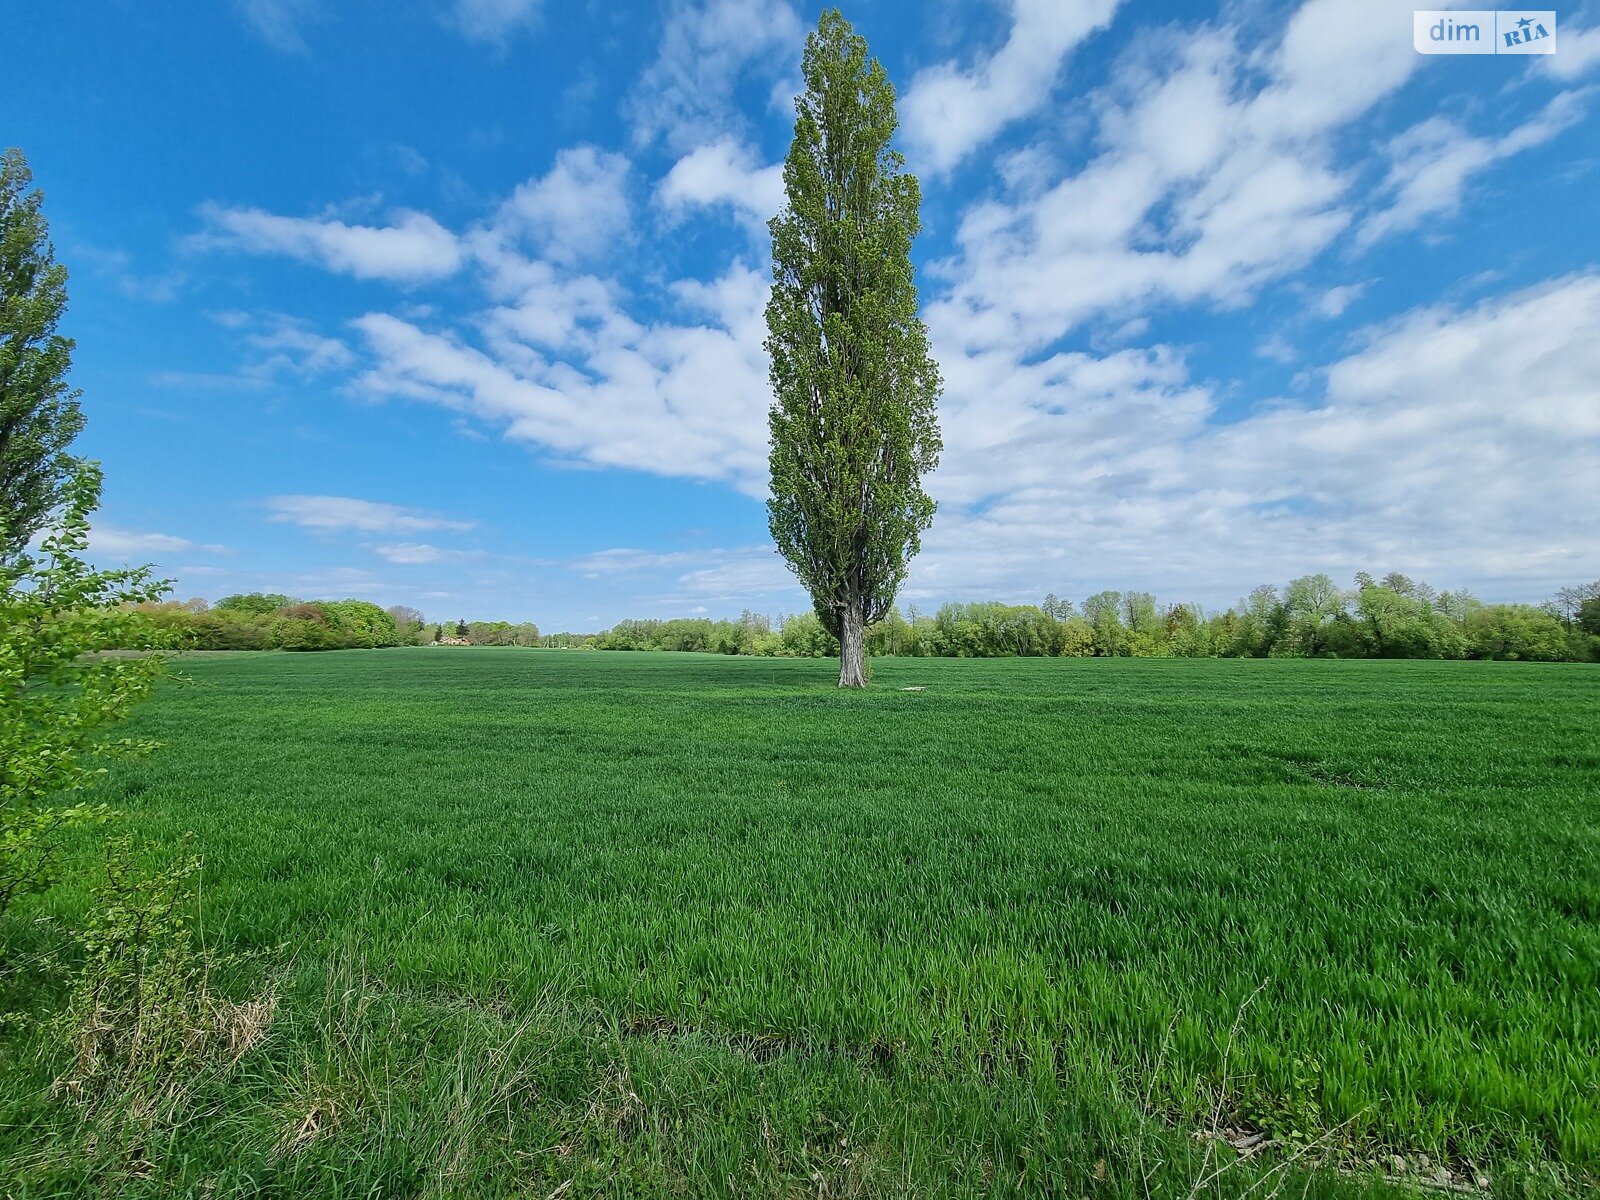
191,0,1596,613
1315,284,1366,319
913,274,1600,604
496,146,632,265
353,259,771,493
926,0,1425,355
902,0,1120,173
1543,19,1600,80
196,205,463,282
268,496,476,534
626,0,802,152
656,138,784,230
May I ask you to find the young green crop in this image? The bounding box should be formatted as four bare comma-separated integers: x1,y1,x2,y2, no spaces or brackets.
3,650,1596,1197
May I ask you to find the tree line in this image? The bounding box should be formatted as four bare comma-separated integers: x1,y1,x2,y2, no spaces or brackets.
133,594,542,651
134,573,1599,662
561,573,1600,664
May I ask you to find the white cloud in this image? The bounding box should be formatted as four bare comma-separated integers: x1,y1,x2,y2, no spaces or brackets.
569,547,704,574
90,528,228,558
372,542,485,564
1544,20,1600,80
239,314,353,376
235,0,313,53
902,0,1120,173
656,138,783,230
196,204,463,282
913,274,1600,604
569,544,798,605
1256,334,1297,364
673,547,794,600
452,0,539,43
496,147,632,266
1357,92,1588,247
627,0,802,152
353,259,772,494
1315,283,1366,319
1245,0,1418,138
188,0,1596,615
926,0,1422,355
267,496,476,534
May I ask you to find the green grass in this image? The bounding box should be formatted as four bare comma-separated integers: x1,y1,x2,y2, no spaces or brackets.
3,649,1598,1197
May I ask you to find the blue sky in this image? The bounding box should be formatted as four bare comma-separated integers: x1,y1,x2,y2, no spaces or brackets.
8,0,1599,629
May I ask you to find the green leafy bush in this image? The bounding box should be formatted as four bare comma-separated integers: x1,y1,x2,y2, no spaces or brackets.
0,464,168,920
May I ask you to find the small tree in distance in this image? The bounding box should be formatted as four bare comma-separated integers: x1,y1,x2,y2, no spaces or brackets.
765,9,942,688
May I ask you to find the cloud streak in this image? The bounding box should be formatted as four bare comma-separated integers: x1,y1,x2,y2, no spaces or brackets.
268,496,477,534
196,205,463,282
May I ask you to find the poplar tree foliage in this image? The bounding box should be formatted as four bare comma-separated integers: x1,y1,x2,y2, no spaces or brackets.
765,10,941,688
0,148,85,560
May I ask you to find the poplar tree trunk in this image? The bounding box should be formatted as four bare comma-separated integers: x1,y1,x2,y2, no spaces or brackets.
839,602,867,688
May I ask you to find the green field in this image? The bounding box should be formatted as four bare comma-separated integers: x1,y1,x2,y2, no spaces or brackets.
4,650,1598,1197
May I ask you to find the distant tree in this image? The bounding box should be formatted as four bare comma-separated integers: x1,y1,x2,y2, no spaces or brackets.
1081,591,1125,656
868,606,910,656
1284,573,1345,656
1381,572,1436,607
1578,597,1600,637
1464,604,1570,661
1164,603,1208,657
1208,608,1240,656
455,619,468,639
1121,591,1159,635
1236,584,1287,657
215,592,293,616
386,604,426,645
1552,580,1600,623
323,599,398,648
1354,581,1459,659
765,10,941,688
431,623,442,643
776,611,839,658
1057,617,1095,657
1041,594,1074,620
0,149,87,560
1434,589,1481,623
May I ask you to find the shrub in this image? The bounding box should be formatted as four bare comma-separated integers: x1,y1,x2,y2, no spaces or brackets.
0,465,168,921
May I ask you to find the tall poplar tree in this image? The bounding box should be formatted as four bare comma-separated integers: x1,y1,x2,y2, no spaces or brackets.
0,148,85,560
765,9,941,689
